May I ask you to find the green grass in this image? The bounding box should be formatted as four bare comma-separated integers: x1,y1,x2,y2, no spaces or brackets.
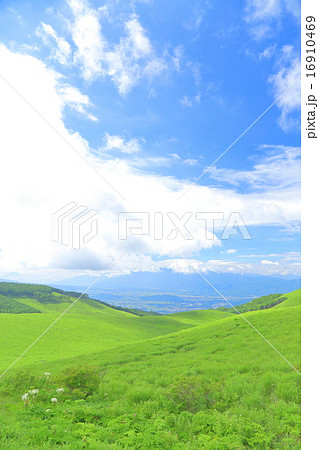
167,309,232,325
0,295,41,314
272,289,301,308
216,292,294,314
0,296,204,371
0,287,232,371
0,286,301,448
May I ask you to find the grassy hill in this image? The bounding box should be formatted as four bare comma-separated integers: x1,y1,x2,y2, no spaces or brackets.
272,289,301,308
167,309,232,325
0,282,159,316
0,283,229,371
216,292,294,314
0,284,301,448
0,294,41,314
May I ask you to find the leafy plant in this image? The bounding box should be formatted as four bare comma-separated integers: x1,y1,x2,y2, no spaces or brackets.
57,365,102,398
167,376,216,413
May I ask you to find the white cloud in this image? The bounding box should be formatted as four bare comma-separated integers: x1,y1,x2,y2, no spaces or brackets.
169,153,181,160
258,44,277,60
183,7,205,32
104,133,143,154
282,0,300,20
245,0,300,38
268,46,301,132
104,14,170,95
183,158,198,166
128,156,175,168
171,46,183,72
68,0,106,81
8,7,23,26
226,249,237,254
209,145,300,191
159,258,299,277
246,0,281,22
0,45,300,277
180,93,201,107
37,2,179,95
237,252,300,260
180,96,192,107
261,259,279,265
57,84,98,121
244,0,301,144
36,22,72,65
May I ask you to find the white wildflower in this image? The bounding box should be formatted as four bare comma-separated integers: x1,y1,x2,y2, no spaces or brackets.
44,372,51,377
21,393,29,401
51,397,58,403
56,388,64,394
45,408,51,412
29,389,39,395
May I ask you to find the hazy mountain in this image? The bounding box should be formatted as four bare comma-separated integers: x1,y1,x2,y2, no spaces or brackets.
53,269,300,299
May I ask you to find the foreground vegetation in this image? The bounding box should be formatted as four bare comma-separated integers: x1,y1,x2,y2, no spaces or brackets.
0,286,301,448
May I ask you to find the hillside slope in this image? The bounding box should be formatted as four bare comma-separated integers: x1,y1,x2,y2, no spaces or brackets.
272,289,301,308
166,309,232,325
217,289,300,313
0,282,158,316
0,291,301,448
0,285,229,372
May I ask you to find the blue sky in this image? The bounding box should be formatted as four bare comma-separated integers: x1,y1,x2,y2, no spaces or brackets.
0,0,300,281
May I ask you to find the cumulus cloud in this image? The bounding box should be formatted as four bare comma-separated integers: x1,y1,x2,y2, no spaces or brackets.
0,45,300,277
104,133,143,154
261,259,279,265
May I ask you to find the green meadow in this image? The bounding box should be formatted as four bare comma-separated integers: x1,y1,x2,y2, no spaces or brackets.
0,284,301,448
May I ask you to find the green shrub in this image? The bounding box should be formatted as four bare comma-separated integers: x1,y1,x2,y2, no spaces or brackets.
167,376,216,413
57,365,102,398
1,370,38,395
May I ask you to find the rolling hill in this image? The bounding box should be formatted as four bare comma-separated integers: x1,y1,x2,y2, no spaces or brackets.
0,282,229,371
0,283,301,448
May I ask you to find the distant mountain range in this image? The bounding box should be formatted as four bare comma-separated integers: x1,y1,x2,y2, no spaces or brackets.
52,269,301,299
